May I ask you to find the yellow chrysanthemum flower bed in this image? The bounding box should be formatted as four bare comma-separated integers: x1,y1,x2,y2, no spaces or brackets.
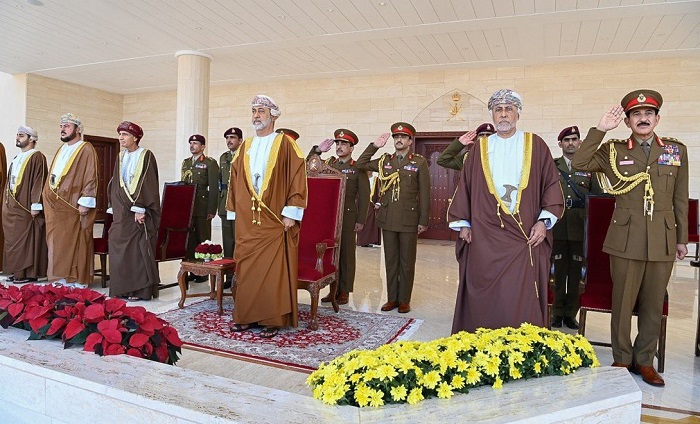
306,323,599,407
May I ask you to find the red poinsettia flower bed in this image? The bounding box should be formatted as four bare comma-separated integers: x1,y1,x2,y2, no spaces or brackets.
0,284,182,365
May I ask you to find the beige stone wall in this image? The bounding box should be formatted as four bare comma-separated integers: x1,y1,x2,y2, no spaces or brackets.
126,56,697,201
23,74,123,161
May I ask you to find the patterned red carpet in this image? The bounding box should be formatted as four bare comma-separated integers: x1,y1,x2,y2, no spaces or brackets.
158,300,422,372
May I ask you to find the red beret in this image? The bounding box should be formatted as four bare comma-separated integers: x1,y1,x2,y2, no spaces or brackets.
333,128,359,145
621,89,663,113
224,127,243,138
276,128,299,141
188,134,206,144
390,122,416,138
475,123,495,136
117,121,143,140
557,126,580,141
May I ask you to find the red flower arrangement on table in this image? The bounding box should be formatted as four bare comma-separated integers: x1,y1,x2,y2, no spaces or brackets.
194,240,223,261
0,283,182,365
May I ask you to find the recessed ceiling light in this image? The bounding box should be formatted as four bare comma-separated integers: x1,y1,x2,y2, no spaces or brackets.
15,4,23,8
379,2,386,6
327,8,333,12
278,15,285,19
195,26,203,30
133,36,140,40
102,42,109,45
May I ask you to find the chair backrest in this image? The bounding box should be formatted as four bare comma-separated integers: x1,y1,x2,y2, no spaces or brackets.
688,198,699,243
581,194,668,314
298,156,347,275
156,182,196,262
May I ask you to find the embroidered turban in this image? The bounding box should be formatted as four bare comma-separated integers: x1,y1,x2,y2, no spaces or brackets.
117,121,144,141
17,125,38,141
60,113,83,133
487,89,522,111
251,94,281,117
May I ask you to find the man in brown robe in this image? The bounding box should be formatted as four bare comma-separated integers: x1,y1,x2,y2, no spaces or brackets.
43,113,99,286
0,139,6,273
107,121,161,300
448,89,564,333
226,95,307,338
3,125,48,283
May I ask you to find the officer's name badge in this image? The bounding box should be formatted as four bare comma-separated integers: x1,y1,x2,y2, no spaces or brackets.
403,164,419,172
195,163,207,169
574,171,591,178
383,163,393,169
619,160,634,165
658,145,681,166
342,168,355,174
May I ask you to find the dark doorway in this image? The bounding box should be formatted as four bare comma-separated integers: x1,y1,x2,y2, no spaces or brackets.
413,132,463,241
85,135,119,221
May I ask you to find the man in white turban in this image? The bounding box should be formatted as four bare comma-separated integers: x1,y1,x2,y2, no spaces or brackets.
226,94,307,338
42,113,99,286
2,126,48,283
448,89,564,333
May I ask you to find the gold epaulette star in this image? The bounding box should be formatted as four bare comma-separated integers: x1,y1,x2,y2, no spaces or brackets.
607,138,626,144
661,136,683,145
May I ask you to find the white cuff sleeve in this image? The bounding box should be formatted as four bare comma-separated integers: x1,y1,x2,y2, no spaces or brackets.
106,207,113,214
77,196,96,208
282,206,304,221
227,211,235,220
31,203,43,211
448,220,471,230
538,210,558,229
130,206,146,214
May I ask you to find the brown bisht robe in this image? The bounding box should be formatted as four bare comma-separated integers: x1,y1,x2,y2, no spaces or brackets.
227,132,307,328
3,150,48,279
108,149,161,299
43,141,99,284
448,133,563,333
0,142,6,271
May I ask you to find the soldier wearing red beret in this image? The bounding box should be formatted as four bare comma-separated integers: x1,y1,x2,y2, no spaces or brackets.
573,89,688,386
551,125,601,329
308,129,370,305
437,123,495,171
356,122,431,313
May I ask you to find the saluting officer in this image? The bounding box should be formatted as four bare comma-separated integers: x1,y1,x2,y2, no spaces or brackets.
573,90,688,387
356,122,430,313
437,122,495,171
181,134,219,281
551,125,601,329
308,129,370,305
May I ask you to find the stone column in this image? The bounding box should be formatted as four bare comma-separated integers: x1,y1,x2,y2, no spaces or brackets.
174,50,212,169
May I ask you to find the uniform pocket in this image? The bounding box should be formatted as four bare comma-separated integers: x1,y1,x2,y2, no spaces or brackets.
603,209,630,252
664,213,677,256
403,202,419,226
657,166,676,192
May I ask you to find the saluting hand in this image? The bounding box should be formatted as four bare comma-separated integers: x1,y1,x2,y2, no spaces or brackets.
373,133,391,148
458,130,477,147
597,105,624,132
318,138,334,153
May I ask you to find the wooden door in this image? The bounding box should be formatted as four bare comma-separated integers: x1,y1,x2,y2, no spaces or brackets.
84,135,119,221
414,132,463,241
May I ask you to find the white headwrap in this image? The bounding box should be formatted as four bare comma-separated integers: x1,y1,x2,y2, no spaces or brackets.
17,125,38,141
251,95,281,117
488,89,523,111
60,113,84,133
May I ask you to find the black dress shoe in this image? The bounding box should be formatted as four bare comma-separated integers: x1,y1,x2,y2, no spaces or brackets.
223,280,232,290
563,317,579,329
551,316,563,328
193,275,208,283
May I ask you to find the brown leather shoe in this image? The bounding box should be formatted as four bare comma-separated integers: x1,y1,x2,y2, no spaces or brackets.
320,293,334,303
336,292,349,305
381,301,399,311
631,363,665,386
611,362,631,370
398,302,411,313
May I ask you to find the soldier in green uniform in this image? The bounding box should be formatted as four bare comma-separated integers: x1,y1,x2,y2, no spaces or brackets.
219,127,242,286
573,90,688,387
551,125,601,329
437,123,495,171
181,134,219,281
307,129,370,305
356,122,430,313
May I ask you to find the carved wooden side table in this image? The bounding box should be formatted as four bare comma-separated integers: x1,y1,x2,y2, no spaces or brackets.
177,259,236,315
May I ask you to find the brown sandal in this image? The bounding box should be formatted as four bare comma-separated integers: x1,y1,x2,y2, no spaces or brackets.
230,323,255,332
259,327,279,338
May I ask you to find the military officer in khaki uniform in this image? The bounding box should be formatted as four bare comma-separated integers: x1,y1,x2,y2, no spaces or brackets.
181,134,219,281
356,122,430,313
573,90,688,387
437,123,495,171
219,127,242,286
551,125,601,329
307,129,370,305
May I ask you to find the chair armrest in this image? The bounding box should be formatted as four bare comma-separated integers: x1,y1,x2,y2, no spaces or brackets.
314,240,338,273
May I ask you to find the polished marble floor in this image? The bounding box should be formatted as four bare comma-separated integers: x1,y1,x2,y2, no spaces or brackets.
4,227,699,422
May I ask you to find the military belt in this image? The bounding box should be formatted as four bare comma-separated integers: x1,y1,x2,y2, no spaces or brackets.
565,199,585,209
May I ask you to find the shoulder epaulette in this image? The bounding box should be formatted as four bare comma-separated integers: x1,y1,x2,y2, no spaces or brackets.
661,136,684,146
413,153,424,159
607,138,626,144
